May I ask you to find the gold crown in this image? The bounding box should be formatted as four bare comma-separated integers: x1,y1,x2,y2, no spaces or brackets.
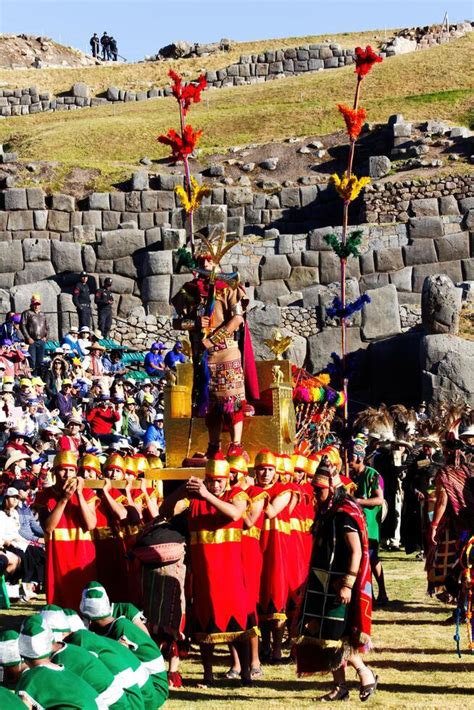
276,454,294,475
291,454,308,474
79,454,101,474
205,457,230,478
133,455,150,475
123,456,137,476
104,453,125,472
254,450,277,469
53,451,78,470
227,454,248,475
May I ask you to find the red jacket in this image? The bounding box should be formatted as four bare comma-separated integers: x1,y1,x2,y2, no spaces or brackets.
86,406,120,435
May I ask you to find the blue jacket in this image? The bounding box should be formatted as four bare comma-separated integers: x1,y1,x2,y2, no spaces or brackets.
143,424,166,451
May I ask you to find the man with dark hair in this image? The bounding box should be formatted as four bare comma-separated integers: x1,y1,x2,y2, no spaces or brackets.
89,33,99,58
109,36,118,61
100,31,110,60
20,294,49,375
95,278,114,338
72,272,92,330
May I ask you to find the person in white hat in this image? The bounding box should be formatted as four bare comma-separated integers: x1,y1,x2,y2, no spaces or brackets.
0,629,23,688
62,325,83,357
81,582,168,707
78,326,92,356
16,616,100,709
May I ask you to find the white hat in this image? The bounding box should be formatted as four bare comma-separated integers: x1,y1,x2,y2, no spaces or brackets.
460,425,474,438
80,582,112,620
79,326,90,333
4,486,20,497
19,617,53,660
69,326,79,334
39,605,70,640
54,347,64,354
0,630,21,666
63,608,86,632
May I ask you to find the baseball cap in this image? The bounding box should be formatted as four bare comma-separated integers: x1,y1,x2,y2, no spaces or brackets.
30,293,41,304
4,487,19,497
151,342,165,350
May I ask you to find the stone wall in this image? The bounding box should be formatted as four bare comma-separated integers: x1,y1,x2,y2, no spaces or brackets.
0,175,472,377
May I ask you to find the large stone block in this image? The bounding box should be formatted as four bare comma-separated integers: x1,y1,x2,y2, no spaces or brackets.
82,245,96,273
170,273,192,299
458,197,474,214
162,228,186,250
435,233,470,262
105,274,135,294
72,225,97,244
361,284,401,340
408,217,444,239
4,188,27,210
410,198,439,217
403,240,438,266
72,82,90,98
224,187,253,207
140,250,173,277
369,156,391,179
7,211,34,231
51,241,83,272
23,238,51,262
308,327,365,373
389,266,413,292
82,211,102,229
280,188,301,208
193,205,227,232
89,192,110,210
47,211,71,232
141,275,171,302
260,255,291,281
374,247,404,272
308,228,333,251
463,258,474,280
51,194,75,211
118,294,143,318
413,261,463,292
97,229,146,259
26,188,46,209
302,284,329,308
0,240,23,272
421,273,462,335
420,334,474,406
254,280,289,303
286,266,319,290
439,196,460,216
319,279,360,326
15,261,55,285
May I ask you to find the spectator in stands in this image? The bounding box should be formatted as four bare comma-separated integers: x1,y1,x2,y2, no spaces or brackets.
20,294,49,376
89,33,100,58
0,312,22,344
45,356,68,402
143,413,166,453
15,479,44,546
104,349,127,377
0,340,16,378
120,397,145,445
62,326,83,357
96,278,114,339
58,416,86,454
78,326,92,356
100,31,111,60
144,342,166,377
87,394,120,445
72,272,93,330
83,343,106,379
164,341,186,371
55,379,75,422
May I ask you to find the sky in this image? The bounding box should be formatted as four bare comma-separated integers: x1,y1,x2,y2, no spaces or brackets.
0,0,472,62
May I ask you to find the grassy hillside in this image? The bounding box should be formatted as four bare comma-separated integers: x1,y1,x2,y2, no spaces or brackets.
0,34,472,192
0,28,392,96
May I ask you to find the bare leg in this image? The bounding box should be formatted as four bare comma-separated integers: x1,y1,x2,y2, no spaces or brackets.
347,650,377,700
318,665,348,701
372,559,388,601
234,639,251,683
271,622,285,661
250,635,261,672
227,643,241,674
231,419,244,446
198,643,214,686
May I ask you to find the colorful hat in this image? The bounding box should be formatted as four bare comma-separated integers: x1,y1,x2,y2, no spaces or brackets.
19,616,53,660
19,378,32,388
80,582,112,620
79,453,102,476
133,455,150,476
321,445,343,471
352,437,367,459
30,293,41,305
227,454,248,475
0,629,21,667
312,459,342,489
277,454,294,476
123,456,137,477
291,453,308,474
254,449,277,469
63,608,86,632
104,452,125,473
205,452,230,479
39,605,70,640
306,452,323,476
53,450,78,470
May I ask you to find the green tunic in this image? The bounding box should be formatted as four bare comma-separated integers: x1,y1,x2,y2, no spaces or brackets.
51,642,130,710
66,629,155,710
0,687,25,710
104,617,168,708
112,602,145,624
354,466,382,542
16,663,99,710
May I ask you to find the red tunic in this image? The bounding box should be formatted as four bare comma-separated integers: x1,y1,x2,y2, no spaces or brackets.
188,487,254,643
35,488,98,610
242,485,268,620
258,481,292,622
287,481,315,616
93,490,129,602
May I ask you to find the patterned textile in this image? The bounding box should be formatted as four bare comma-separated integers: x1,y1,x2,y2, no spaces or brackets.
294,496,372,675
141,556,186,641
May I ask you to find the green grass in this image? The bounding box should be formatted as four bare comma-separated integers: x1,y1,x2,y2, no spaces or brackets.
0,34,472,192
2,553,473,709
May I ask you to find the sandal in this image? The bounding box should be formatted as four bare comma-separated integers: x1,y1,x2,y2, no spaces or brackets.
318,685,349,702
224,668,240,680
250,666,263,679
359,671,378,702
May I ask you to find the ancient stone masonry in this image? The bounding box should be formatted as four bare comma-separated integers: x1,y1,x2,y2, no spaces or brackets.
0,171,472,384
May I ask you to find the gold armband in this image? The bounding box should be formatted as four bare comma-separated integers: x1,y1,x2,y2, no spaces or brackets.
209,327,230,346
180,319,196,330
231,302,244,317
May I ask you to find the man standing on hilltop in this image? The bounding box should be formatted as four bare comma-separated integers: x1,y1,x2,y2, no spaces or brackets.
89,33,99,58
100,32,110,61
